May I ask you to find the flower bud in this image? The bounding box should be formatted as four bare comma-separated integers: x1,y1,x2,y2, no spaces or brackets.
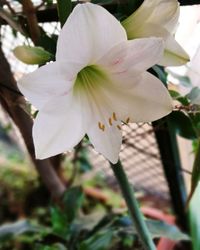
13,46,53,65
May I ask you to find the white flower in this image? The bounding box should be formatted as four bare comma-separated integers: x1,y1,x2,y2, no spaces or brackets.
122,0,190,66
18,3,172,164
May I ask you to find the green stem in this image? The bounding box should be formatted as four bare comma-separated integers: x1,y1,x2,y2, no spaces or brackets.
187,138,200,204
110,160,156,250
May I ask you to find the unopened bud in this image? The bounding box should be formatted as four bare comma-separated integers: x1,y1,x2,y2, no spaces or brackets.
13,46,53,65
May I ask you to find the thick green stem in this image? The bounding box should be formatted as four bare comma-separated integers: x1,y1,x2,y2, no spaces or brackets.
187,138,200,204
110,160,156,250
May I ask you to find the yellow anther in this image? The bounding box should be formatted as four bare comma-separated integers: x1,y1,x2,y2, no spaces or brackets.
117,125,121,130
126,117,130,124
109,117,113,126
113,112,117,121
98,122,105,131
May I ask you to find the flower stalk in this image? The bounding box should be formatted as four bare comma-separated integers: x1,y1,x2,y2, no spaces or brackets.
187,138,200,205
110,160,156,250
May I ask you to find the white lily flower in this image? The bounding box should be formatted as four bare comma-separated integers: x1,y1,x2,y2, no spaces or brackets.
18,3,172,164
122,0,190,66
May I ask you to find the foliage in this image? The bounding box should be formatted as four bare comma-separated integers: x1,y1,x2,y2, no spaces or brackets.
0,184,190,250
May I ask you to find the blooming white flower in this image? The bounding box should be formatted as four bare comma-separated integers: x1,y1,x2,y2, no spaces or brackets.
18,3,172,164
122,0,190,66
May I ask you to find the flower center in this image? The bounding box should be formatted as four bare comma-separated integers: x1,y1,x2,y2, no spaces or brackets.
73,65,130,132
74,65,108,93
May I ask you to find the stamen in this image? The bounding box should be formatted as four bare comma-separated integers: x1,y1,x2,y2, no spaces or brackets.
117,125,121,130
98,122,102,130
126,117,130,124
109,117,113,126
98,122,105,131
113,112,117,121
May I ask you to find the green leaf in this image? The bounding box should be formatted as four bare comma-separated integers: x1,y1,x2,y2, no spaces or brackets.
57,0,72,27
189,113,200,137
62,186,84,223
168,111,197,140
152,65,167,84
79,230,113,250
0,220,40,241
168,70,192,88
186,87,200,105
169,90,190,106
50,206,69,238
190,181,200,250
38,31,57,56
146,220,190,241
117,216,190,241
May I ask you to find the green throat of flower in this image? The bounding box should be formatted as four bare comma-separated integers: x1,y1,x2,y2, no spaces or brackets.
74,65,108,93
73,65,131,132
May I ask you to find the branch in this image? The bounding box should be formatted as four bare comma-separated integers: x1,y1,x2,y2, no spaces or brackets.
0,44,66,199
21,0,41,44
0,8,26,35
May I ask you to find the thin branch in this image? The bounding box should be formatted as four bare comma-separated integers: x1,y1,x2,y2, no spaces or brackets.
1,0,16,15
21,0,41,44
0,8,26,35
0,82,23,96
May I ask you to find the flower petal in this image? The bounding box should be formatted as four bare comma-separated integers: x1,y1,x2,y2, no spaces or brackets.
18,61,81,109
122,0,179,37
33,93,85,159
75,84,122,164
87,120,122,164
123,22,189,66
122,0,155,35
56,3,127,65
101,71,173,123
98,38,164,73
147,0,179,32
160,35,190,66
123,20,169,41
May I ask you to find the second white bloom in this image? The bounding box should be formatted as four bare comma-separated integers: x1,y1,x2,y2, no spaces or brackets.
122,0,190,66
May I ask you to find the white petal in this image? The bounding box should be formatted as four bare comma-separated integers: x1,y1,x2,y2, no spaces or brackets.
122,0,155,35
98,38,164,73
18,61,81,109
87,124,122,164
147,0,179,32
160,35,190,66
122,21,189,67
75,74,122,163
101,71,173,123
124,21,169,41
56,3,127,65
33,93,85,159
122,0,179,37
